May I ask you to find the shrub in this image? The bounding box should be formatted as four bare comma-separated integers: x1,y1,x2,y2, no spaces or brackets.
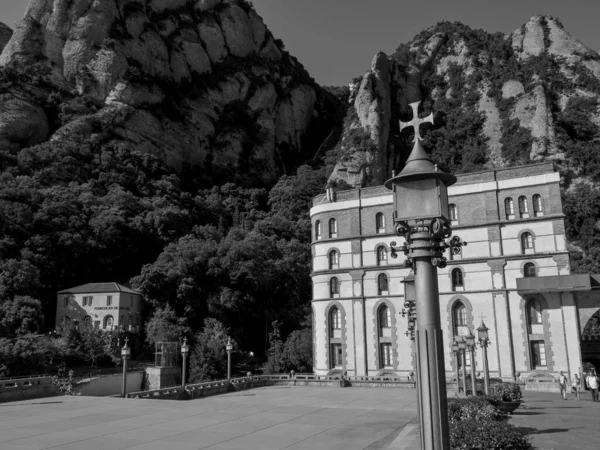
447,396,508,423
449,420,533,450
489,382,523,402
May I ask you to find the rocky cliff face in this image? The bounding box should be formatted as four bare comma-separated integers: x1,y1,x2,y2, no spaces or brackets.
0,22,11,52
0,0,337,184
329,15,600,188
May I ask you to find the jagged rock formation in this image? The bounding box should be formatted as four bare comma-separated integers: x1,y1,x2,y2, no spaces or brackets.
0,22,11,52
329,15,600,188
0,0,337,184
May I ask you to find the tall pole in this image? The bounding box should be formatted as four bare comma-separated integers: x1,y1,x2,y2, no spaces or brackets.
454,351,461,394
227,350,231,381
460,349,468,395
469,346,477,396
413,241,449,450
182,352,188,386
482,344,490,395
122,357,128,397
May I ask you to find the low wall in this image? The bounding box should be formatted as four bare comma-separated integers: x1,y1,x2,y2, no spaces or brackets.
78,371,144,397
0,376,60,403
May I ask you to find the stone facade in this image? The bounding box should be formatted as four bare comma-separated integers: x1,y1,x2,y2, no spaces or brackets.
311,163,600,380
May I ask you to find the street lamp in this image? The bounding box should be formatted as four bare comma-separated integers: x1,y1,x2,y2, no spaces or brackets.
121,337,131,398
465,330,477,396
451,341,461,394
477,321,490,395
456,336,468,396
226,337,233,382
386,101,466,450
181,337,189,387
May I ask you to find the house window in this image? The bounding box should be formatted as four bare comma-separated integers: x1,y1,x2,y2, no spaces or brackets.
330,277,340,298
527,299,543,325
521,232,534,254
533,194,543,217
376,246,387,266
376,213,386,233
315,220,322,240
61,315,71,327
449,204,458,224
83,316,92,328
329,218,338,238
128,315,133,329
530,340,547,368
104,315,114,329
107,295,112,306
524,262,536,278
83,296,93,306
380,343,392,368
505,198,515,219
330,306,341,331
329,250,339,269
453,301,468,336
120,315,125,327
378,273,389,295
518,196,529,218
451,268,464,291
330,343,343,368
63,297,68,307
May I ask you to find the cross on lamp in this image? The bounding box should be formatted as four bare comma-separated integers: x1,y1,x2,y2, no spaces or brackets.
400,102,434,143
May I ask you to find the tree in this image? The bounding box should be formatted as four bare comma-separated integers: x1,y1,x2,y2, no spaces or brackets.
0,296,44,336
188,318,232,382
265,321,286,374
283,327,313,373
144,305,191,347
80,328,109,367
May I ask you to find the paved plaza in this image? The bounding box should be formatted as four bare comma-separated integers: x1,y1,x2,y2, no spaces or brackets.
0,386,597,449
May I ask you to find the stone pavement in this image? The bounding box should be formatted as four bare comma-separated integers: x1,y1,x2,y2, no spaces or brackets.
0,386,597,449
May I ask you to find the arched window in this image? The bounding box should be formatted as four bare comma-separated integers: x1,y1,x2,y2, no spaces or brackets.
524,262,536,278
376,213,386,233
378,273,389,295
127,315,133,329
104,315,114,329
330,307,341,331
329,306,343,368
379,305,391,329
451,268,464,291
83,316,92,328
330,277,339,298
449,204,458,224
453,301,467,336
61,315,71,328
527,299,543,325
533,194,543,217
518,196,529,218
521,232,534,254
329,218,338,238
329,250,339,269
315,220,322,240
376,246,387,266
120,315,125,328
505,198,515,219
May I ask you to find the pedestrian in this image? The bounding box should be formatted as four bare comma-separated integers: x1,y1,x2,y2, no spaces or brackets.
571,373,580,401
558,371,568,400
586,371,599,402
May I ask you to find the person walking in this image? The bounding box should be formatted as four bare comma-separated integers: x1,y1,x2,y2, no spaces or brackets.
571,373,581,401
558,371,568,400
586,371,599,402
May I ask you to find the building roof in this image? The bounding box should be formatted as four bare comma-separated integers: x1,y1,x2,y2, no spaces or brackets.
57,282,141,295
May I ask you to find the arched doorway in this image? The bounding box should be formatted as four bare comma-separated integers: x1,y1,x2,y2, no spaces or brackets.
581,309,600,373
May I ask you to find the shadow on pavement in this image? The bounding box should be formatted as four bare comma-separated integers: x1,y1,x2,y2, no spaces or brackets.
518,426,581,435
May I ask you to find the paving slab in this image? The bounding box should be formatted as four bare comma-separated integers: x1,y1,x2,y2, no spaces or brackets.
0,386,598,449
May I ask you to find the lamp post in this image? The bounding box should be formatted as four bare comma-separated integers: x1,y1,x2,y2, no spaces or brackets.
465,330,477,396
386,101,466,450
456,336,468,396
181,337,189,387
451,340,461,395
226,337,233,382
477,321,490,395
121,337,130,398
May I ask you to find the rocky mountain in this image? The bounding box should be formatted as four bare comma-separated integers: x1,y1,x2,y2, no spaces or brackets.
0,0,339,185
329,15,600,189
0,22,11,52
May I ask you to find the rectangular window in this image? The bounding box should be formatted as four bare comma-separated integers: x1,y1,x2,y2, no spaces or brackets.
63,297,68,307
330,343,343,368
530,341,547,368
380,343,392,368
107,295,112,306
82,296,93,306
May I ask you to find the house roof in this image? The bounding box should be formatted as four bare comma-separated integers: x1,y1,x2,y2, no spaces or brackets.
57,282,141,295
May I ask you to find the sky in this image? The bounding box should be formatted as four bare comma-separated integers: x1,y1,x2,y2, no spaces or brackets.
1,0,599,86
